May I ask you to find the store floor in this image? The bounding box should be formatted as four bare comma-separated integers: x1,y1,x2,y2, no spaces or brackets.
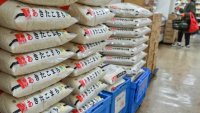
137,36,200,113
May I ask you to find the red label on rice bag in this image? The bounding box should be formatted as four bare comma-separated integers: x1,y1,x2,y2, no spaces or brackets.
78,45,86,53
76,95,84,102
75,62,83,69
16,56,27,66
84,29,92,36
79,80,86,87
17,77,29,89
0,0,6,6
16,102,27,113
21,8,31,18
15,33,27,44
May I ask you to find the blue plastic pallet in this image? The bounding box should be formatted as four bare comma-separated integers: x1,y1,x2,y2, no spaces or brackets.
127,68,151,113
86,93,111,113
102,77,131,113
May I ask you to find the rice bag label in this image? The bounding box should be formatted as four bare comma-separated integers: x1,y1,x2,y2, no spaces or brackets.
75,55,101,70
16,65,66,90
16,84,69,113
77,41,104,53
78,69,102,88
18,8,68,20
84,27,107,36
86,8,110,16
10,31,63,46
12,48,64,68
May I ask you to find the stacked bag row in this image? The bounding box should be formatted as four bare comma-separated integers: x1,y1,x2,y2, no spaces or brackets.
101,3,153,89
0,0,79,113
60,0,114,112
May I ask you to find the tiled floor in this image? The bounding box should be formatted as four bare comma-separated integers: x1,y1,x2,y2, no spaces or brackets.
137,36,200,113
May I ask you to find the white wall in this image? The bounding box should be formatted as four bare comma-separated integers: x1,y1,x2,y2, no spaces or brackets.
156,0,172,18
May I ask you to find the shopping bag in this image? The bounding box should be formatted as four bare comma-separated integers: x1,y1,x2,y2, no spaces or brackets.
172,20,189,31
189,12,199,33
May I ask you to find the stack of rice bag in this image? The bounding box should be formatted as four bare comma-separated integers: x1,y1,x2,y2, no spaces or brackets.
101,3,153,81
61,0,114,112
0,0,79,113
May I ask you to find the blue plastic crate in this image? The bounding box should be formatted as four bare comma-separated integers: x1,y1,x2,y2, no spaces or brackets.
127,68,151,113
102,77,131,113
86,93,111,113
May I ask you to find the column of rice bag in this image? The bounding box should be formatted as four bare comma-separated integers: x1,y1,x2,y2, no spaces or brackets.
60,0,114,111
100,3,153,89
0,0,78,113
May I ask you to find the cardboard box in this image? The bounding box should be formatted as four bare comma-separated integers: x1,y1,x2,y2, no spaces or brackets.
168,14,178,20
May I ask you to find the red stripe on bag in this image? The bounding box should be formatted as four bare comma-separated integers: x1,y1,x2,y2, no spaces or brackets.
16,56,27,66
17,77,29,89
15,33,27,44
21,8,31,18
0,0,6,6
16,102,27,113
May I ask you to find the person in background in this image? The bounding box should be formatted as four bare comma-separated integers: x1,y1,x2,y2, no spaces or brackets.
174,0,196,48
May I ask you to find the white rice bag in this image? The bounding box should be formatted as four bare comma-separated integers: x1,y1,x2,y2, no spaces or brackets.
105,79,125,92
18,0,78,6
99,64,126,85
67,24,112,44
64,53,103,76
63,67,105,94
107,3,153,18
111,27,151,38
0,27,76,53
0,83,73,113
71,96,103,113
67,3,115,26
106,17,152,28
107,36,149,47
0,64,73,98
42,103,73,113
104,51,147,66
0,1,77,31
130,69,144,81
63,81,107,109
121,60,146,75
101,44,148,57
0,47,74,76
78,0,112,6
63,41,107,60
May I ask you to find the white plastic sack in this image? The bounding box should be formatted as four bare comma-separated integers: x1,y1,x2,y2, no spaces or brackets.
67,24,112,44
63,67,105,94
64,53,103,76
18,0,78,6
71,96,103,113
0,83,73,113
121,60,146,75
63,81,107,109
105,79,125,92
107,3,153,18
78,0,112,6
63,41,107,60
104,51,147,66
0,64,73,98
0,27,76,53
42,103,73,113
111,27,151,38
106,18,152,28
130,69,144,81
0,47,74,76
107,36,149,47
67,3,115,26
99,64,126,85
101,44,148,57
0,1,77,31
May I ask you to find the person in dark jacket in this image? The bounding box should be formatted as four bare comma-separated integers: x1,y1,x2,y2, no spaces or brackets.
175,0,196,48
